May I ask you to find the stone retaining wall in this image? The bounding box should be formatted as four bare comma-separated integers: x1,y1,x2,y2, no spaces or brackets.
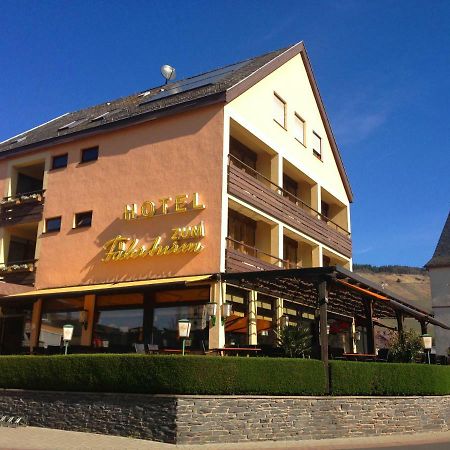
0,390,449,444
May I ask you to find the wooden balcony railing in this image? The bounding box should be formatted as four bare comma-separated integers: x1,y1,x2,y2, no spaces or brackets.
0,190,45,227
225,237,300,273
0,259,37,286
227,157,352,258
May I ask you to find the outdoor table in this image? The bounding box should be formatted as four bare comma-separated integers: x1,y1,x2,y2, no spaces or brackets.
212,347,261,357
343,353,378,361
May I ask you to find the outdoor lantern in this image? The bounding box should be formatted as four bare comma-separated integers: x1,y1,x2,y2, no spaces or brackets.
422,334,432,350
178,319,191,338
280,315,289,328
354,331,361,342
206,302,218,326
221,303,233,324
326,324,331,335
178,319,191,356
62,324,74,355
422,334,432,364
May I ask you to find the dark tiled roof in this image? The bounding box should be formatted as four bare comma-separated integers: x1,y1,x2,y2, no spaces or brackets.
426,212,450,268
0,47,288,157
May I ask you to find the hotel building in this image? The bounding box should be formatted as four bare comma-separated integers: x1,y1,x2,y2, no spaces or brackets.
0,42,446,356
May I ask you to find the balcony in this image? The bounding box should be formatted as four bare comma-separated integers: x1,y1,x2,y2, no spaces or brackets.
0,190,45,227
227,156,352,258
226,237,299,273
0,259,37,286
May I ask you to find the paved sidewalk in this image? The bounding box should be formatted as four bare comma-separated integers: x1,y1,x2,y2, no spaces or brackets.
0,427,449,450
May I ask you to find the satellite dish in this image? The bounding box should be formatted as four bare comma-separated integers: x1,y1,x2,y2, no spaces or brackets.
161,65,176,84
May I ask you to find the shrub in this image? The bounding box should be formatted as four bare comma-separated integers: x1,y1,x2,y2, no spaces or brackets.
0,354,326,396
388,329,423,363
330,360,450,395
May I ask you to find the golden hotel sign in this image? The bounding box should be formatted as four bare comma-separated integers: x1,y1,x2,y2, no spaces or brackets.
102,193,206,262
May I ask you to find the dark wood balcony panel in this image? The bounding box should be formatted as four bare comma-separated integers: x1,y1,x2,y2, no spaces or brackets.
228,165,352,258
0,271,35,286
226,248,280,273
0,261,37,286
0,202,44,227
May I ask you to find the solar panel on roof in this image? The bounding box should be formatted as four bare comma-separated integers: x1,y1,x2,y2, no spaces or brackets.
58,118,86,131
139,60,249,106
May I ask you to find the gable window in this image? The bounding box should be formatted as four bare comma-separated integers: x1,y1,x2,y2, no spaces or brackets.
45,216,62,233
81,146,99,163
294,114,305,145
51,154,68,170
74,211,93,229
312,132,322,159
273,93,286,128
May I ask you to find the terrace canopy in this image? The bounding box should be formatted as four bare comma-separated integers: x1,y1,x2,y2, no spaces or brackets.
221,265,450,363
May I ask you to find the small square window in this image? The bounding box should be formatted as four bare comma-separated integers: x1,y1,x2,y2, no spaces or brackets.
45,216,62,233
294,114,305,145
312,132,322,159
273,93,286,128
74,211,93,229
51,154,68,170
81,146,99,163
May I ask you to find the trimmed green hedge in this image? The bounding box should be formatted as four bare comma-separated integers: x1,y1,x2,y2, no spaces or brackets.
0,355,326,395
1,356,448,396
329,360,450,396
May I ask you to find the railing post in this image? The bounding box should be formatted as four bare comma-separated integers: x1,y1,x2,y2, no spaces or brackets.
364,299,375,355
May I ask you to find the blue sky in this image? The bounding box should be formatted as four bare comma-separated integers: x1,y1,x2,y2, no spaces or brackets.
1,0,449,267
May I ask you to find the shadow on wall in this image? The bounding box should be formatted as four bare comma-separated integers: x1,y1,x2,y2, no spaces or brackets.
84,105,222,160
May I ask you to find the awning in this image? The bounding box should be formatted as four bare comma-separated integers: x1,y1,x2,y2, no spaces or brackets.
1,274,214,300
221,266,450,330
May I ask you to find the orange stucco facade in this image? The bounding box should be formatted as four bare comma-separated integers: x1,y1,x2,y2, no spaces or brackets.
5,104,225,289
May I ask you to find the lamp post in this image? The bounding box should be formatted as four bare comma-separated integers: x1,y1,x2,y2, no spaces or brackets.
422,334,432,364
62,324,74,355
178,319,191,356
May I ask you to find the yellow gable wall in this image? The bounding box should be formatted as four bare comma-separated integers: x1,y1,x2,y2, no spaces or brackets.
225,53,350,206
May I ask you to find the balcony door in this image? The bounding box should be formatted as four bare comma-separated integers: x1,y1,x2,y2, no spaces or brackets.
228,210,256,256
229,137,257,176
283,236,299,269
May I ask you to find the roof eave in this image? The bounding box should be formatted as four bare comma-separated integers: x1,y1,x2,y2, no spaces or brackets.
0,92,227,160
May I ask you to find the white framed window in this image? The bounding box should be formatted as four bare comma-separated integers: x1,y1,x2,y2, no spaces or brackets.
294,113,305,145
273,92,286,128
312,132,322,159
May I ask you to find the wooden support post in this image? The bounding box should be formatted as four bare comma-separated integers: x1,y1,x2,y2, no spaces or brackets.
248,290,258,346
396,311,404,333
364,299,375,355
318,279,329,393
420,321,428,336
81,294,96,346
143,291,155,346
29,298,42,353
209,281,225,349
